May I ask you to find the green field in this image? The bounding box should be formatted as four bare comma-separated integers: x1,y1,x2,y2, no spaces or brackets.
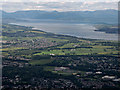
33,43,118,56
43,66,79,76
29,59,54,65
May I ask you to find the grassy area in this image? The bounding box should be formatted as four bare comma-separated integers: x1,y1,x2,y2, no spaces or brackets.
29,59,54,65
43,66,55,71
44,66,79,76
33,42,117,56
1,47,26,51
28,31,46,34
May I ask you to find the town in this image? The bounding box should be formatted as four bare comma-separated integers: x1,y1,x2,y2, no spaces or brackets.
1,24,120,89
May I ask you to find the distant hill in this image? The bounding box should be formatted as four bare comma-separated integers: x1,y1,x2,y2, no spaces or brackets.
1,9,118,24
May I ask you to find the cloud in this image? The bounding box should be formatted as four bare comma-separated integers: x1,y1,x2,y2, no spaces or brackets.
1,0,119,2
1,2,118,12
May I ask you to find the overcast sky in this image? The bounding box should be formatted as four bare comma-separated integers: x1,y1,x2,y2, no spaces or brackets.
1,0,119,2
0,0,119,12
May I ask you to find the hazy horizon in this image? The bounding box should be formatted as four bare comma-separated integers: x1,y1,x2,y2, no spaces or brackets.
1,9,118,13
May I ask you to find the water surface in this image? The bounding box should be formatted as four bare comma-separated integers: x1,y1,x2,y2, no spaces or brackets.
10,19,118,40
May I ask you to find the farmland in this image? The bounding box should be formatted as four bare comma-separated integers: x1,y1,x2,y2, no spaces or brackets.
2,24,120,89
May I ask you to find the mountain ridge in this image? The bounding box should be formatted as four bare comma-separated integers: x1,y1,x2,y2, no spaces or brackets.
1,9,118,24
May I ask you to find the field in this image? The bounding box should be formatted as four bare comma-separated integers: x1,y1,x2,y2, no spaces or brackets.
43,66,79,76
33,43,118,56
29,59,54,65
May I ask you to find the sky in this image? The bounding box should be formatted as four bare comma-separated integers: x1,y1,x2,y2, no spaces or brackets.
1,0,119,2
0,0,119,12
